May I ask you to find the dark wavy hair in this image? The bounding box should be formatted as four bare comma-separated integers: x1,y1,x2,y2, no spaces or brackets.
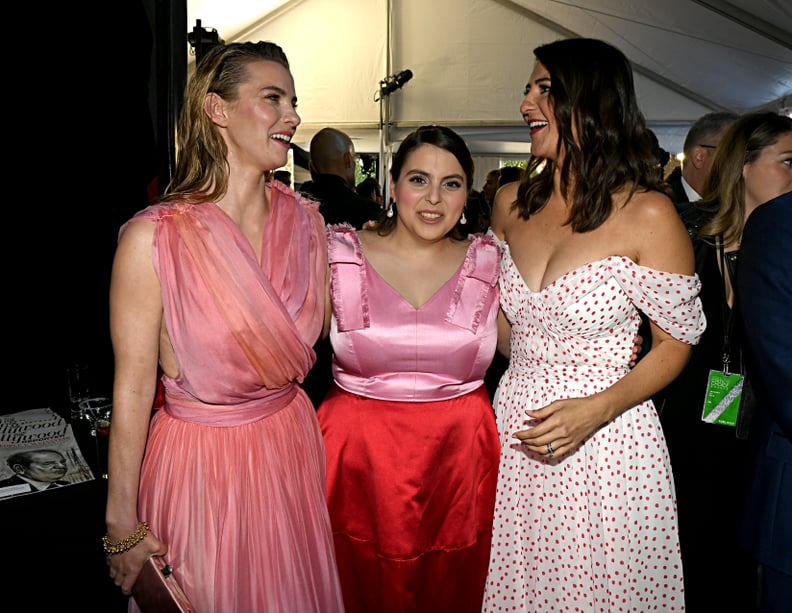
377,125,475,239
515,38,669,232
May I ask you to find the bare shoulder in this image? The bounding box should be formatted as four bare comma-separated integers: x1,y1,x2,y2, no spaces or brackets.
623,189,686,242
490,181,520,237
119,216,156,240
356,226,377,249
116,217,155,256
622,189,677,224
113,218,158,282
623,189,693,274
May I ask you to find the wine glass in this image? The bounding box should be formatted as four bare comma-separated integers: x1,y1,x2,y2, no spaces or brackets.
78,397,112,436
66,364,92,422
78,397,113,479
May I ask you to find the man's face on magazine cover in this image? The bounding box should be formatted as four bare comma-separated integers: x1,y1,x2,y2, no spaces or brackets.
18,451,68,482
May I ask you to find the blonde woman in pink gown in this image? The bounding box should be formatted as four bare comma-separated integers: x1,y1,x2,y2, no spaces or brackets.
104,42,344,612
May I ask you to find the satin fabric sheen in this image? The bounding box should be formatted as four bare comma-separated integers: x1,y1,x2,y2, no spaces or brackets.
328,227,500,401
319,226,501,612
123,181,344,612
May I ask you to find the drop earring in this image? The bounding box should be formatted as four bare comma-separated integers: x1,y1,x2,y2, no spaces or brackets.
386,199,394,218
460,209,467,225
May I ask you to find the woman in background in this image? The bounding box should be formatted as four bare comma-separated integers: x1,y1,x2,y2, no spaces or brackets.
356,176,384,207
657,111,792,612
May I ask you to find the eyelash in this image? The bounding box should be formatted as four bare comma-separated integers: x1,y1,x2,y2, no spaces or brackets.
523,84,551,96
408,176,463,190
265,94,298,109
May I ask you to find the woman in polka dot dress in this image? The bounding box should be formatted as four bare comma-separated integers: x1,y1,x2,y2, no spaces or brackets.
482,38,706,612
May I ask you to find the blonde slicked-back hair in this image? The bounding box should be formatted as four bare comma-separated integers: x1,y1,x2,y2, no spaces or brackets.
163,41,291,205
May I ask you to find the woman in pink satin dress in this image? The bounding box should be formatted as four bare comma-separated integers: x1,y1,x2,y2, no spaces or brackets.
104,42,344,611
317,125,502,612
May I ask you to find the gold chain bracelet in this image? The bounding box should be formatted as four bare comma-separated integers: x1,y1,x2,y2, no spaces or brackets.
102,521,150,556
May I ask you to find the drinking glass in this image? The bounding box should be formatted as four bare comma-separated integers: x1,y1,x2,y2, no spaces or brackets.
78,397,112,479
66,364,92,421
93,414,111,480
79,397,112,435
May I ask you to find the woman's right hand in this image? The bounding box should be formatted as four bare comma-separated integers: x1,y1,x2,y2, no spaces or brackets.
107,530,167,596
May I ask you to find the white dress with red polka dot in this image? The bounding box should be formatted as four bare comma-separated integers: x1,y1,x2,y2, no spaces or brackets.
482,237,705,612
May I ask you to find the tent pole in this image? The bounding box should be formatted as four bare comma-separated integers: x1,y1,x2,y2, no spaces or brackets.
379,0,393,198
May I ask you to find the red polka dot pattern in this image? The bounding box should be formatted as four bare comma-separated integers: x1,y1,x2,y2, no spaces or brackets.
482,239,705,612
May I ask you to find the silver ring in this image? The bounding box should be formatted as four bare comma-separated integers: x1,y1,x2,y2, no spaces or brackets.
546,442,554,457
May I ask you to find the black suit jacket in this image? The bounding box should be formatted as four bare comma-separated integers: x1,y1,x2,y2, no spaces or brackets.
666,168,717,241
300,174,381,230
0,474,69,491
665,166,687,204
299,174,382,407
737,190,792,574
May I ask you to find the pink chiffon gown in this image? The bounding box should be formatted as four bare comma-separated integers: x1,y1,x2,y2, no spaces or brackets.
318,225,502,613
482,234,706,612
122,181,345,612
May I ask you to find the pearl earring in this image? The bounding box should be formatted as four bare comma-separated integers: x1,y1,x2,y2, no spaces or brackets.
386,199,394,218
460,210,467,225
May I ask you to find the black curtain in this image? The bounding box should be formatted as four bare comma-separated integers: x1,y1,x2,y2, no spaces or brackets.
8,0,185,414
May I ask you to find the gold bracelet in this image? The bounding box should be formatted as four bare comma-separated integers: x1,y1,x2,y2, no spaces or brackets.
102,521,150,556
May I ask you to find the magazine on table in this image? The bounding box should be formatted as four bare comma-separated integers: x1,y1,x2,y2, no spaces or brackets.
0,408,95,499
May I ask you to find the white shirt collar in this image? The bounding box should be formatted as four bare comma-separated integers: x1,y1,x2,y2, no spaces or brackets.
681,175,701,202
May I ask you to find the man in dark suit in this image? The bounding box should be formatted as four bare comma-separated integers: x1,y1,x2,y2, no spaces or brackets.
668,111,738,204
300,128,382,408
301,127,381,230
667,112,739,238
737,190,792,612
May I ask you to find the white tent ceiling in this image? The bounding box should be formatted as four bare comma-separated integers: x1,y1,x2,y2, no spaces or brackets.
187,0,792,162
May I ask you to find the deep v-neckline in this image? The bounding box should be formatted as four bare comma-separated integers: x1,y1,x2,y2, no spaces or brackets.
365,261,461,310
501,239,626,294
358,233,471,310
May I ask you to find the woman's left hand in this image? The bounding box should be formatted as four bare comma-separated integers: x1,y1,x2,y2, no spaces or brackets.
513,396,609,459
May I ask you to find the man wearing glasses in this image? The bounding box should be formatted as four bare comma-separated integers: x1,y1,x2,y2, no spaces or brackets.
666,111,739,204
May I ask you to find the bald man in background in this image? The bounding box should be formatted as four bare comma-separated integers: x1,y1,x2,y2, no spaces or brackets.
301,129,382,409
301,127,381,229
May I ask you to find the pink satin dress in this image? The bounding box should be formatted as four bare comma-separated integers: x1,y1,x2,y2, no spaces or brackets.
318,225,501,613
123,181,344,612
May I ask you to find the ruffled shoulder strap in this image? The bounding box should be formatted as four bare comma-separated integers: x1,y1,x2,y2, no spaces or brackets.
327,224,369,331
446,233,501,333
607,257,706,345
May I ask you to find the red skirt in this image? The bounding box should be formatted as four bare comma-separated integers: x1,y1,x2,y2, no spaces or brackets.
318,384,500,613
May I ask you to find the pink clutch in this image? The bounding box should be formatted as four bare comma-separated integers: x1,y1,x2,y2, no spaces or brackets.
131,555,195,613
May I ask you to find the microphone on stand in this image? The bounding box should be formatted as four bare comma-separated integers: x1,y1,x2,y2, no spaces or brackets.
379,69,413,96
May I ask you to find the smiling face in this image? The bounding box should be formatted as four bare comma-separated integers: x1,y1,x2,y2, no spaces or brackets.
743,131,792,211
520,61,557,160
390,143,468,242
210,59,300,173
